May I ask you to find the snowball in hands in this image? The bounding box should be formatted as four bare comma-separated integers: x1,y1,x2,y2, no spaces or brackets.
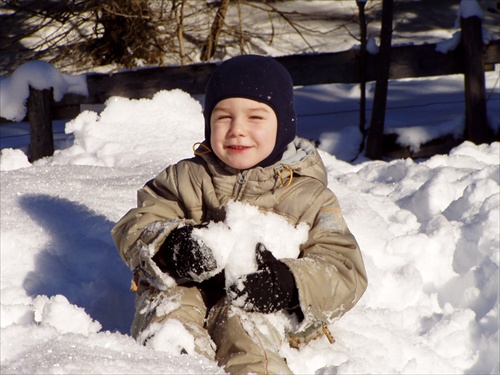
192,200,309,288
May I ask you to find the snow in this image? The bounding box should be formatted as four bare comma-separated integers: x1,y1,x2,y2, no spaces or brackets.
366,36,380,54
459,0,484,19
452,0,492,46
0,61,88,122
435,31,462,54
1,8,500,374
2,79,499,374
193,201,309,286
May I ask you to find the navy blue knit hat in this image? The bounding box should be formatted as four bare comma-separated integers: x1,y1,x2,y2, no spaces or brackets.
203,54,297,168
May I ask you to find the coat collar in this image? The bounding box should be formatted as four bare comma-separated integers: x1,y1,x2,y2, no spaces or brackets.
196,137,328,188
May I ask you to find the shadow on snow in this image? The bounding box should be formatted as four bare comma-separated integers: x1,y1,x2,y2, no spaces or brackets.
20,194,135,334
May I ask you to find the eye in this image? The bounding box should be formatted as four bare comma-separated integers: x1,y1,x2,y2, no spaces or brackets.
249,115,264,120
214,114,231,121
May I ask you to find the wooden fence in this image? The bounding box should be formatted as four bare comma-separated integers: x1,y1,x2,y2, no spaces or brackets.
56,40,500,113
4,17,500,161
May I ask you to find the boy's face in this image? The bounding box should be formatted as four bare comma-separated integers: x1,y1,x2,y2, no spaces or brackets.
210,97,278,170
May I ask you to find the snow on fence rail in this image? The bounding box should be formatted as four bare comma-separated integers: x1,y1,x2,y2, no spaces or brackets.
2,17,500,161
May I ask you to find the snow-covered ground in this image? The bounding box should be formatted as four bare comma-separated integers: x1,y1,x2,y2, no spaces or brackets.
1,1,499,373
1,70,499,373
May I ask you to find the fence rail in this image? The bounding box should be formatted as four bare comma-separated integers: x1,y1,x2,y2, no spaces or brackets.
57,39,500,107
49,38,500,125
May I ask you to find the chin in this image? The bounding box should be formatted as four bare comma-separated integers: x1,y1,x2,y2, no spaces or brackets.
228,163,253,170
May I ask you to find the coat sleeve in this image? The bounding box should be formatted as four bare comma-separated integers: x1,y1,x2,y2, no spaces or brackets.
111,162,202,289
281,188,367,325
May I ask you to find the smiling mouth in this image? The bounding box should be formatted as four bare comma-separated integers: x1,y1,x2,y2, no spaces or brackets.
227,145,251,150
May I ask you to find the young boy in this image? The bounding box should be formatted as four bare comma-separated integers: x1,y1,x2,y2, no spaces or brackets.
112,55,367,374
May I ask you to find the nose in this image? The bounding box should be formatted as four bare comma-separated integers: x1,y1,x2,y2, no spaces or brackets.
228,116,246,137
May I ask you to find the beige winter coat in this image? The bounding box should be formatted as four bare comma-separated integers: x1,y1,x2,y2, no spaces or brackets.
112,136,367,328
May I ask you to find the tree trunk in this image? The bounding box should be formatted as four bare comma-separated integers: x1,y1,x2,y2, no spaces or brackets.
174,0,187,65
200,0,230,61
365,0,394,160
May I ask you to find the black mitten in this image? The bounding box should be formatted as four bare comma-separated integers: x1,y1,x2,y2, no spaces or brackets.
154,224,217,282
228,243,298,313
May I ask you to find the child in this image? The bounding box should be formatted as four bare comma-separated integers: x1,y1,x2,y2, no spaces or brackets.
112,54,367,374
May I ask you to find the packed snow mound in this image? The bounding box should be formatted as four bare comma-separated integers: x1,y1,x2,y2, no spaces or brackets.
33,295,102,335
55,89,204,168
0,148,31,171
0,89,204,170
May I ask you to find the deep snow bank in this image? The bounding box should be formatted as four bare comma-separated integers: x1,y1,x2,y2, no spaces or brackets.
1,89,498,374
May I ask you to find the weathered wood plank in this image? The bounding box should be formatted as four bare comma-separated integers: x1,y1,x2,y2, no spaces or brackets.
55,39,499,109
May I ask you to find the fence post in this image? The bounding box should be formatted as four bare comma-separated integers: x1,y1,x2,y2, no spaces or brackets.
356,0,368,155
27,86,54,161
460,15,490,144
365,0,394,160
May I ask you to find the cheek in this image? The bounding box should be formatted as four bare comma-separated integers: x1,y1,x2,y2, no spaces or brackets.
257,129,277,154
260,126,277,144
210,127,228,155
210,125,222,143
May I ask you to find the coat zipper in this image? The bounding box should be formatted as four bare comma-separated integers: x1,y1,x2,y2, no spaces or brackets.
234,170,248,200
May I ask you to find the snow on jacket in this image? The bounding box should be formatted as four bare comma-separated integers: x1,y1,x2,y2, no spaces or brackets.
112,136,367,326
